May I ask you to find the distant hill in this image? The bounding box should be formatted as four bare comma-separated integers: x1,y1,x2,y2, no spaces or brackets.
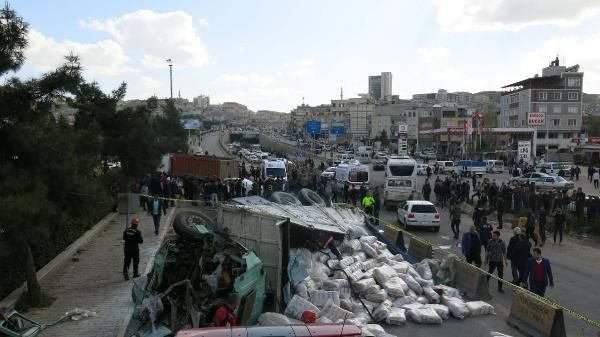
583,93,600,104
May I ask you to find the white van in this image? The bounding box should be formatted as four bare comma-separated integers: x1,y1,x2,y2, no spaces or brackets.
335,162,370,189
260,159,287,181
536,162,572,177
435,161,454,174
485,160,504,173
384,157,417,208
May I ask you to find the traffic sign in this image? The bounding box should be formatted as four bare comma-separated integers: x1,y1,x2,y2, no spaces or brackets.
527,112,546,126
305,120,321,134
330,122,346,135
518,141,531,161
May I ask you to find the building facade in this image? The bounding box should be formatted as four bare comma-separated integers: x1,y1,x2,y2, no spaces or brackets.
368,75,382,100
500,59,583,152
381,72,393,99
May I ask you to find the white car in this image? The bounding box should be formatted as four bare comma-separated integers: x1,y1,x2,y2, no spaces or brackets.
534,176,574,191
416,164,430,176
510,172,551,185
320,167,336,179
397,200,440,231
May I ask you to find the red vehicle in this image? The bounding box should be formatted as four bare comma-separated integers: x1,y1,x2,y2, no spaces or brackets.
176,324,362,337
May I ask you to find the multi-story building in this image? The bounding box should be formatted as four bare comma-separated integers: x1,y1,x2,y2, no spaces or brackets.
193,95,210,108
368,75,382,100
500,58,583,151
368,72,393,100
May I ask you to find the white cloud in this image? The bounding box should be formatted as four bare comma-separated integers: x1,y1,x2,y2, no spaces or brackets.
197,18,210,27
416,45,450,63
215,73,277,87
25,29,136,76
435,0,600,32
80,9,210,69
520,32,600,92
139,76,163,97
291,58,317,79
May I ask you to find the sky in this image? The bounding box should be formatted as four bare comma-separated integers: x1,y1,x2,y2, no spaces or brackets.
6,0,600,112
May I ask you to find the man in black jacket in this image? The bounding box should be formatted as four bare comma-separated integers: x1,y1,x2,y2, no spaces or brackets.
123,218,143,280
147,195,168,235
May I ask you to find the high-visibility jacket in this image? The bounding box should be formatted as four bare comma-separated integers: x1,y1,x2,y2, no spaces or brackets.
362,196,375,207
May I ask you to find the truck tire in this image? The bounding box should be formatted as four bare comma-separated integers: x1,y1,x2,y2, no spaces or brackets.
173,211,214,241
270,192,302,206
296,188,326,207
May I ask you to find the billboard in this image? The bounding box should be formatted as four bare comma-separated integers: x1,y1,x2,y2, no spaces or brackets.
518,141,531,161
305,120,321,134
180,119,203,130
527,112,546,126
330,122,346,136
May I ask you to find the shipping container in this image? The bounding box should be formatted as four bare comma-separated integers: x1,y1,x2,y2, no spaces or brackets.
170,154,239,179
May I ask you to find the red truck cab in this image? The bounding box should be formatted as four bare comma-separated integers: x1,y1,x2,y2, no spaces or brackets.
176,324,362,337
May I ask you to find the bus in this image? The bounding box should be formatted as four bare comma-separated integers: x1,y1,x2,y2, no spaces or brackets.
455,160,486,177
383,156,417,208
334,161,370,190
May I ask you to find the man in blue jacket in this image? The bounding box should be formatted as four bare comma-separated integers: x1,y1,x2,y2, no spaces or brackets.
525,247,554,297
461,225,482,267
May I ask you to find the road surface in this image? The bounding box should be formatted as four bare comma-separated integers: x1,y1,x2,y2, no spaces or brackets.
200,131,229,157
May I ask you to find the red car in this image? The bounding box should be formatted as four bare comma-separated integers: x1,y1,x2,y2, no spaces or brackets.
176,324,362,337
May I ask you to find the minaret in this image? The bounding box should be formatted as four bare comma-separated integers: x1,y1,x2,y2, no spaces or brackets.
340,86,344,100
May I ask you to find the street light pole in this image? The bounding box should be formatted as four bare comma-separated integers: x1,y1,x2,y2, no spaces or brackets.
166,59,173,99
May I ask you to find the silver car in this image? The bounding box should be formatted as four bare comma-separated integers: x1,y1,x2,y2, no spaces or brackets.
510,172,551,185
534,176,575,191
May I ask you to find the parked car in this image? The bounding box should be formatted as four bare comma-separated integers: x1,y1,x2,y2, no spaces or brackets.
397,200,440,231
534,176,574,191
416,163,430,176
510,172,552,186
373,159,386,171
320,166,337,178
419,151,436,160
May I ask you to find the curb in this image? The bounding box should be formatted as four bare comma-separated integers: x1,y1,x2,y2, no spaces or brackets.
217,131,233,157
0,212,119,309
115,207,178,337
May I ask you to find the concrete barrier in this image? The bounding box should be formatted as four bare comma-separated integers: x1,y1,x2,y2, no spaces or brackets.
218,131,233,157
507,289,566,337
452,258,492,300
407,237,432,262
0,212,119,309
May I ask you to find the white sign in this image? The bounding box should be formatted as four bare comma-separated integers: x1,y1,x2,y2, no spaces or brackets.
527,112,546,126
398,124,408,133
518,141,531,161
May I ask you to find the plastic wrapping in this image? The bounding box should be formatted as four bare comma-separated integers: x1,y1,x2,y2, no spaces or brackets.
353,252,367,263
365,324,387,337
361,259,378,271
443,297,470,320
423,286,440,304
371,240,387,252
373,265,398,284
321,299,356,321
284,295,321,320
365,289,387,303
398,273,423,294
372,302,392,322
390,261,411,274
415,259,433,280
382,277,407,297
466,301,496,316
401,302,424,311
353,278,376,293
359,235,378,244
340,298,353,311
435,285,462,299
386,307,407,325
424,304,450,320
416,296,429,304
392,295,417,308
361,283,381,295
316,316,333,323
339,256,355,268
361,242,379,258
408,307,443,324
258,312,292,326
309,289,340,308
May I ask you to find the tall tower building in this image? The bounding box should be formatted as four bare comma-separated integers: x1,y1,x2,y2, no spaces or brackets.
368,72,393,99
368,75,382,99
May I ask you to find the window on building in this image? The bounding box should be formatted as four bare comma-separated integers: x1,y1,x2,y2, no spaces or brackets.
568,119,577,126
563,132,573,139
553,92,562,100
568,105,578,113
510,94,518,104
537,132,546,138
538,104,547,112
568,78,581,87
548,133,559,139
552,119,560,127
568,92,579,100
538,91,547,100
553,106,561,113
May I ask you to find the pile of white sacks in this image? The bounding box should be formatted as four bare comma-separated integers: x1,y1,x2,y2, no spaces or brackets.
259,235,495,336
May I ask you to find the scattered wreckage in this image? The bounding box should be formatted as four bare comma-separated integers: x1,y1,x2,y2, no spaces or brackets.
126,192,496,337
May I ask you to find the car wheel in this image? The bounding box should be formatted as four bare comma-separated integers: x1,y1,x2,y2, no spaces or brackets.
296,188,327,207
270,191,302,206
173,211,213,242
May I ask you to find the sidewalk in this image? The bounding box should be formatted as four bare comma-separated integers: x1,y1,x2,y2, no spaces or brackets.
25,206,177,337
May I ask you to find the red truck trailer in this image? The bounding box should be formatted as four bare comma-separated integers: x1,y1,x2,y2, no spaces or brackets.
170,154,239,179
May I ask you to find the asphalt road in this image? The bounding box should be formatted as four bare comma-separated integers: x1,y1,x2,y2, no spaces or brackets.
200,131,229,157
219,134,600,336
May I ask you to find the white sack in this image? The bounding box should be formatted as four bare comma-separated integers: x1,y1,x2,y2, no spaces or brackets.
258,312,292,326
466,301,495,316
408,307,443,324
386,308,407,325
284,295,321,320
309,290,340,308
373,265,397,284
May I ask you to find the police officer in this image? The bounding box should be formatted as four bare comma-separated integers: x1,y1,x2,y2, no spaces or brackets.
123,218,143,280
362,190,375,216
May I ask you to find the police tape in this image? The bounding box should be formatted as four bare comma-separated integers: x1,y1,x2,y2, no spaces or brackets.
139,194,212,203
361,211,600,330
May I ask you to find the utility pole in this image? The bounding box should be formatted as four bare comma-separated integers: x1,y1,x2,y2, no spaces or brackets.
167,58,173,99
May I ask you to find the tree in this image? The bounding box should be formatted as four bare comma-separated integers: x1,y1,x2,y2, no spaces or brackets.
154,99,188,154
380,129,390,147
